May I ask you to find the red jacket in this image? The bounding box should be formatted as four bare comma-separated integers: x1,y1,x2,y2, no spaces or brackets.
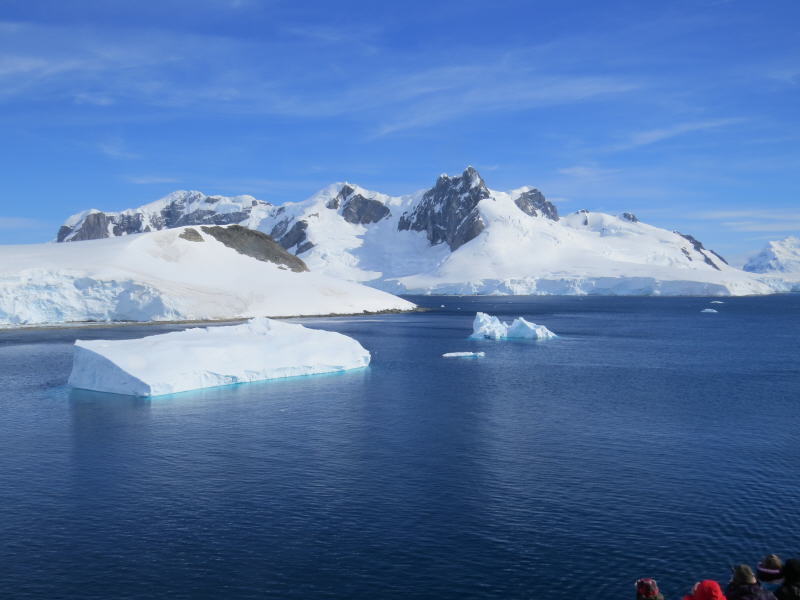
685,580,727,600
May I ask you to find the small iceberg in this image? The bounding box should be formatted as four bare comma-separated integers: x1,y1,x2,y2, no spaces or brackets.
442,352,485,358
710,301,724,304
68,317,370,397
701,308,718,313
470,312,557,341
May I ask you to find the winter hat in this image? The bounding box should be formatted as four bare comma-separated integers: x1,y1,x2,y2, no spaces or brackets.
636,578,661,599
732,564,757,585
757,554,783,582
683,579,726,600
784,558,800,585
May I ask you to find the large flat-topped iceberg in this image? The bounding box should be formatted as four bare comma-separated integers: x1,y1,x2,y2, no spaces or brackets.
68,317,370,397
470,312,557,341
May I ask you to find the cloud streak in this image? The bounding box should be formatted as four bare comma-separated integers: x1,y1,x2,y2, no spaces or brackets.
609,118,744,151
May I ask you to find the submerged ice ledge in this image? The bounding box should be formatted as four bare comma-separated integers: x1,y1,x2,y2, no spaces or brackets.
68,317,370,397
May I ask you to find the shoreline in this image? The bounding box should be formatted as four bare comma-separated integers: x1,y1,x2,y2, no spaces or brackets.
0,307,430,333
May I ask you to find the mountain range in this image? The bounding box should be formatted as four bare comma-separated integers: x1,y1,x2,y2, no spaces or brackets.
56,167,781,296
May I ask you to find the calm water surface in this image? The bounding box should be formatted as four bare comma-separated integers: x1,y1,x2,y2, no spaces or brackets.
0,295,798,599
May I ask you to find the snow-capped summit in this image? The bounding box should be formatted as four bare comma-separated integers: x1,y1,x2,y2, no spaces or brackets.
54,167,775,296
744,236,800,274
57,190,271,242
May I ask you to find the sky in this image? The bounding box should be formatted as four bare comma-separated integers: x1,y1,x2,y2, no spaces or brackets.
0,0,798,262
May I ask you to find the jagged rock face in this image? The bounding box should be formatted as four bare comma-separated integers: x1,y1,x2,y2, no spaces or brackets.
57,191,269,242
621,212,639,223
270,219,314,254
200,225,308,272
398,166,489,251
513,189,559,221
675,232,728,270
327,185,391,225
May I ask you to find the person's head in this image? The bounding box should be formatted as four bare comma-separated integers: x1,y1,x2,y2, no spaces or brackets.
731,564,757,586
783,559,800,586
757,554,783,583
687,580,725,600
636,578,663,600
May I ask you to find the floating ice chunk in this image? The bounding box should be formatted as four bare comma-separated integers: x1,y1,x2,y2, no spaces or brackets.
710,301,724,304
701,308,718,313
442,351,485,358
68,317,370,397
470,312,556,340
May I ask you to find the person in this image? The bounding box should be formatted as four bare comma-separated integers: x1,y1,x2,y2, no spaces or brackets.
775,559,800,600
726,564,776,600
758,555,784,592
684,579,727,600
637,577,665,600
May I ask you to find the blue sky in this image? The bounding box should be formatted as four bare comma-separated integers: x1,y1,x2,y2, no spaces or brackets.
1,0,798,261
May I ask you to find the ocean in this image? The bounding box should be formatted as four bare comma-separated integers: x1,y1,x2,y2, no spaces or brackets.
1,295,798,599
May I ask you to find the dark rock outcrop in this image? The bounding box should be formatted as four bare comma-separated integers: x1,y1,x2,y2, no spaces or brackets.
675,232,727,270
270,219,314,254
513,189,559,220
57,191,270,242
326,185,391,224
200,225,308,272
621,212,639,223
398,166,489,251
179,228,204,242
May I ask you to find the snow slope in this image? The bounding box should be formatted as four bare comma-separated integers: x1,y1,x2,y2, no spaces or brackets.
55,167,775,296
743,236,800,291
0,226,414,326
68,317,370,396
253,171,772,296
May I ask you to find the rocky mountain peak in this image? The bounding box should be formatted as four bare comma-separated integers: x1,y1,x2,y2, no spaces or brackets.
57,191,270,243
513,189,559,221
325,184,390,225
398,167,490,250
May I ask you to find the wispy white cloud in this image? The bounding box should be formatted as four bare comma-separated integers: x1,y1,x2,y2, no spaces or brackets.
609,118,744,151
558,165,619,178
690,209,800,233
124,175,180,184
0,217,45,229
98,138,139,159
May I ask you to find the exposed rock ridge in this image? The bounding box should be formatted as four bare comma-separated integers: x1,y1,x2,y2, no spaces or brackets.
327,184,391,224
514,189,559,221
398,166,489,250
200,225,308,272
57,191,270,242
675,232,727,270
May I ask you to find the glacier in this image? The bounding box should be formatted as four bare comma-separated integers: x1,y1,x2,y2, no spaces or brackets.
68,317,370,397
0,226,415,327
470,312,557,341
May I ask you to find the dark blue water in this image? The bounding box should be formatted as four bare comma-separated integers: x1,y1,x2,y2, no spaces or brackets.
1,296,798,599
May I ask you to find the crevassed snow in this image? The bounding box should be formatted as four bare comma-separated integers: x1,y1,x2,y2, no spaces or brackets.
470,312,557,340
442,351,485,358
68,317,370,396
0,227,414,327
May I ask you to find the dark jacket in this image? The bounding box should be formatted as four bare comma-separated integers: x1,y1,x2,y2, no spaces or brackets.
726,582,776,600
775,585,800,600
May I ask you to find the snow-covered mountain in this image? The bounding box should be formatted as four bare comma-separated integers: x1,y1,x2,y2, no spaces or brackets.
57,190,272,242
0,225,414,326
56,167,775,296
743,236,800,291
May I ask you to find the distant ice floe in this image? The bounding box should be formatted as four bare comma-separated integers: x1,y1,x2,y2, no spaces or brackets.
701,308,718,313
710,301,724,304
442,351,485,358
68,317,370,397
470,312,556,340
